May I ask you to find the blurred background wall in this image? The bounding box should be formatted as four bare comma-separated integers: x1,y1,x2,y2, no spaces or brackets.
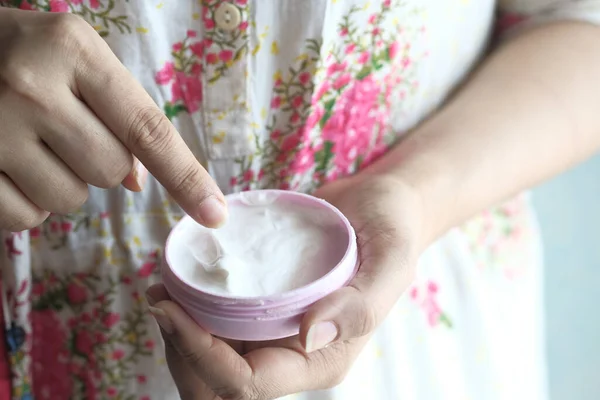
533,155,600,400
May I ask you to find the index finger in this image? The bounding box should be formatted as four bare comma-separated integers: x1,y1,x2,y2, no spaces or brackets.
74,33,227,227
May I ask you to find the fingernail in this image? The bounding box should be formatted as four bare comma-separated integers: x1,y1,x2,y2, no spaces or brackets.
132,161,148,191
197,197,228,228
305,321,338,353
145,293,156,306
149,306,174,334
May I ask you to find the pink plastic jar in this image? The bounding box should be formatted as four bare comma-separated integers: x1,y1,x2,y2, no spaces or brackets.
162,190,358,341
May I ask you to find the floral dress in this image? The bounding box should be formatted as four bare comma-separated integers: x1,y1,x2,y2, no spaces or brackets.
1,0,599,399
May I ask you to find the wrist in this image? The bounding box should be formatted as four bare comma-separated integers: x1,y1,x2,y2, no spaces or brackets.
350,168,442,254
358,133,458,249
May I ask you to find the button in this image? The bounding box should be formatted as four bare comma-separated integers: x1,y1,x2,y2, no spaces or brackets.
214,3,242,32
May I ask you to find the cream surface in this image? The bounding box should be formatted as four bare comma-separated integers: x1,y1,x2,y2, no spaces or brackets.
170,193,348,297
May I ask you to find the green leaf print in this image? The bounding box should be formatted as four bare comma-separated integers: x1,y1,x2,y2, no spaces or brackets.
164,102,188,121
314,141,334,173
356,65,373,80
319,98,337,128
34,288,68,312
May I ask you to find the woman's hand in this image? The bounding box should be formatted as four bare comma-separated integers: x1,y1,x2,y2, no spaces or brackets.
146,174,426,400
0,8,226,231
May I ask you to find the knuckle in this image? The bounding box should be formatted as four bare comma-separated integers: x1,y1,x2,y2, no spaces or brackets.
127,107,174,155
91,156,132,188
3,210,47,232
46,13,89,46
51,184,89,214
170,163,210,198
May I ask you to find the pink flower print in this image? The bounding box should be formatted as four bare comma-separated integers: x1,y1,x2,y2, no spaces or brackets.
357,51,370,64
427,281,438,293
137,375,147,384
206,52,218,64
155,62,174,85
495,13,527,35
230,176,238,186
187,29,197,38
340,27,348,36
290,112,300,124
175,73,202,113
409,286,418,300
239,21,249,31
172,42,183,52
291,95,304,109
89,0,100,9
81,312,92,323
326,61,347,77
236,0,248,5
29,226,41,238
191,63,202,76
82,370,98,400
5,234,22,258
289,147,315,174
271,96,282,109
204,18,216,30
258,169,265,180
306,107,324,134
49,0,69,12
383,0,391,6
280,134,300,153
32,282,45,297
411,281,452,328
388,41,400,60
19,0,35,10
61,221,72,232
107,387,117,397
31,310,72,399
321,75,385,173
111,349,125,361
299,72,311,85
95,332,107,344
314,81,330,101
190,42,204,57
368,14,377,24
67,282,88,304
75,330,94,356
138,261,156,278
219,50,234,62
270,130,282,140
103,313,120,328
121,275,132,285
345,43,356,55
243,169,254,182
332,74,352,90
144,339,155,349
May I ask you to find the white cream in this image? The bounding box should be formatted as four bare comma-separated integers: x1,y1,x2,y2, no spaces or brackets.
169,192,348,297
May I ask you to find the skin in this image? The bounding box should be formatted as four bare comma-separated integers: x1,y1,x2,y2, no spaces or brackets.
146,21,600,400
0,8,227,231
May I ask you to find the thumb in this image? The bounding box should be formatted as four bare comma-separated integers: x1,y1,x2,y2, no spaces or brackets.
300,252,415,353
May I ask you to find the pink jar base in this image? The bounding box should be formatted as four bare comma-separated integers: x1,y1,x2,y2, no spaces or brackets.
162,190,358,341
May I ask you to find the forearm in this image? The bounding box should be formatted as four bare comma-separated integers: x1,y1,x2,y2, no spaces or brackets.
368,21,600,247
